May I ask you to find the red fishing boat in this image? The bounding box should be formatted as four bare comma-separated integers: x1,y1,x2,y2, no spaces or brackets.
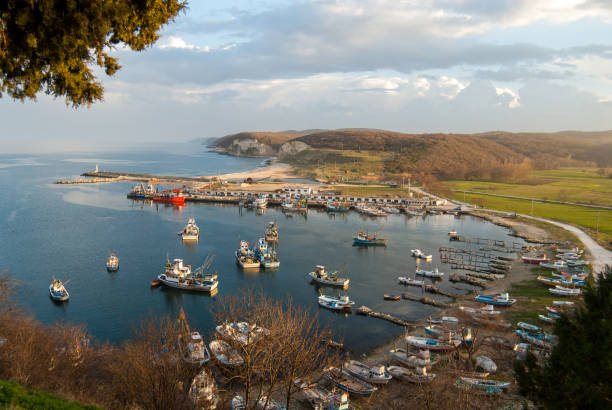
152,188,185,205
521,254,548,264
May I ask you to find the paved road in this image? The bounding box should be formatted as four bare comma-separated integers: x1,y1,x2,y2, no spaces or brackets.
520,214,612,275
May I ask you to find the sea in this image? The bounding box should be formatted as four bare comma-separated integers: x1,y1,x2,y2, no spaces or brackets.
0,143,525,353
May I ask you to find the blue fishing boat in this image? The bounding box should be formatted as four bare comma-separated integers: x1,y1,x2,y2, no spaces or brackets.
474,293,516,306
352,231,387,246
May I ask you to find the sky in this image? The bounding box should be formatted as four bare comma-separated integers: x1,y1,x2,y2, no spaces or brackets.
2,0,612,152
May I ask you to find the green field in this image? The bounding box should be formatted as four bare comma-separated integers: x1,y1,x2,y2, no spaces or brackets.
446,168,612,206
444,168,612,249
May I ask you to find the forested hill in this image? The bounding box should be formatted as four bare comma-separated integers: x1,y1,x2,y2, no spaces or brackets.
210,128,612,180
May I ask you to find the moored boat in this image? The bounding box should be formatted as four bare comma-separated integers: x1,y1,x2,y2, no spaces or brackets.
180,218,200,241
49,278,70,302
411,249,432,259
398,276,424,287
352,231,387,246
383,294,400,301
178,307,210,365
216,322,269,345
415,268,444,278
264,221,278,243
106,253,119,271
209,339,244,366
157,258,218,292
152,188,185,205
308,265,350,288
235,240,261,269
318,294,355,310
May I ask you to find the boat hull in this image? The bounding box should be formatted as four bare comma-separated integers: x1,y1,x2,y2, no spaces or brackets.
352,238,387,246
182,234,199,241
158,275,218,292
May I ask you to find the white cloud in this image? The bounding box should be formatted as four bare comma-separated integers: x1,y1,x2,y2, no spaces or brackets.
495,87,521,108
158,36,210,52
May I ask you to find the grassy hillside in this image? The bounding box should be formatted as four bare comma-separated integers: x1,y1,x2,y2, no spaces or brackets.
214,131,302,149
0,380,100,410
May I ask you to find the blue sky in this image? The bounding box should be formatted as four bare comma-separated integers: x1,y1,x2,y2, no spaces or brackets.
2,0,612,152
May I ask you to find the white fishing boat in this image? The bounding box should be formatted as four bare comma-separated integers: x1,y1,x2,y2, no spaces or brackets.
382,206,400,214
398,276,425,287
539,260,568,270
209,339,243,366
106,253,119,271
459,305,501,316
235,240,261,269
157,258,218,292
189,369,218,409
216,322,269,345
415,268,444,278
458,377,511,390
180,218,200,241
411,249,432,259
254,195,268,209
389,348,439,367
553,300,575,306
308,265,350,288
406,335,460,351
344,360,391,384
549,286,581,297
318,294,354,310
49,278,69,302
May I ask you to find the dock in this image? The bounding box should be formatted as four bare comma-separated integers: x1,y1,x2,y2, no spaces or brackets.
401,293,452,308
356,306,414,327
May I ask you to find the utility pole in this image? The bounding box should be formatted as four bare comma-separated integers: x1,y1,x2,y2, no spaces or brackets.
597,210,600,234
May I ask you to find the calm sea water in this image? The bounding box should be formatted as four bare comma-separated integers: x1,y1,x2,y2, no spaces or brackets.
0,145,524,353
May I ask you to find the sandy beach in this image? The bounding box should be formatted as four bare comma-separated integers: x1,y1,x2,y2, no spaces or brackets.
204,161,296,181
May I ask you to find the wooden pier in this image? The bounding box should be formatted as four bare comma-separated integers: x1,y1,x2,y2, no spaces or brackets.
355,306,414,327
401,293,452,308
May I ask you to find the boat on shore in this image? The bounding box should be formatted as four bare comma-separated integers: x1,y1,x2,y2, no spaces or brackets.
474,293,516,306
457,377,510,392
180,218,200,241
318,294,355,311
326,367,377,397
344,360,392,384
415,268,444,278
522,254,549,264
459,305,501,316
398,276,424,287
406,335,460,352
352,231,387,246
537,275,584,288
308,265,350,288
157,258,219,292
388,366,436,383
49,278,70,302
152,188,185,205
539,260,568,270
106,253,119,272
517,322,541,332
209,339,243,366
549,286,581,297
389,348,439,368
